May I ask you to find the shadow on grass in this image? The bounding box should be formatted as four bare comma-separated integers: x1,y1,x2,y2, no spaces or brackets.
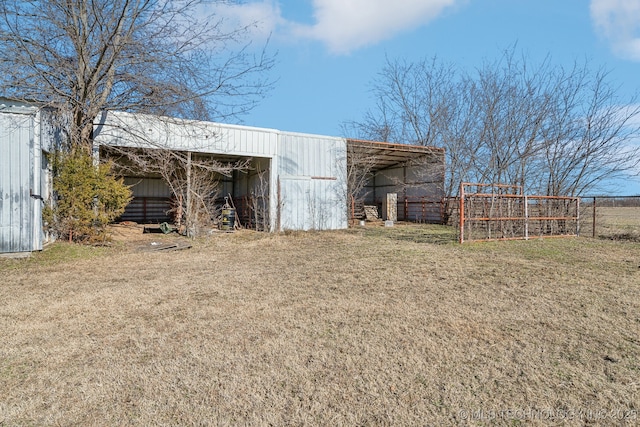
599,232,640,242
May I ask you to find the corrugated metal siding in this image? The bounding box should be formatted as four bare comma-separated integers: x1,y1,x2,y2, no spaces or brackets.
278,132,344,178
94,111,349,231
119,197,172,223
372,164,444,199
94,111,279,158
277,133,347,231
124,177,171,197
0,111,37,253
118,178,172,223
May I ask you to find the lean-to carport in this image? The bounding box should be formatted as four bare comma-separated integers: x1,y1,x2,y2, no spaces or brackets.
346,139,445,223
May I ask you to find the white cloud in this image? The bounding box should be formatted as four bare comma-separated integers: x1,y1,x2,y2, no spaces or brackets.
292,0,459,54
591,0,640,61
210,0,461,54
208,1,284,45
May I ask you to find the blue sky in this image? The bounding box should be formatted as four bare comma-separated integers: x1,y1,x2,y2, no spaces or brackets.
212,0,640,194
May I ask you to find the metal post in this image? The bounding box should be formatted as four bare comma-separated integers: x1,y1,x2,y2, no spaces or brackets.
404,197,408,221
592,197,596,238
459,182,465,244
186,151,192,237
276,176,281,232
576,197,580,236
524,195,529,240
350,195,354,223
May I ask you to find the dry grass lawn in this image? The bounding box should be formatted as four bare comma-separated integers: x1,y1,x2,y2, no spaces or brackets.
1,224,639,426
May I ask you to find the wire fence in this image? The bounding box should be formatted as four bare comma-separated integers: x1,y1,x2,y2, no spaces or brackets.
579,196,640,241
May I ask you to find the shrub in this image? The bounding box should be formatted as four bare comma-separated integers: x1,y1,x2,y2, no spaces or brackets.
44,150,132,242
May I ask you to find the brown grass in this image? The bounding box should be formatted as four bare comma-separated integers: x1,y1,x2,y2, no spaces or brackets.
1,224,639,426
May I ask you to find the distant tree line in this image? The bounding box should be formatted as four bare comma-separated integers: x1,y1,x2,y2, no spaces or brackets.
344,48,640,201
582,196,640,207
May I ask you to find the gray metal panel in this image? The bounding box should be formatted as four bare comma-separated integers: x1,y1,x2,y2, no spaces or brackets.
0,111,37,253
94,111,279,158
124,177,171,197
279,177,346,231
277,132,347,231
278,132,345,178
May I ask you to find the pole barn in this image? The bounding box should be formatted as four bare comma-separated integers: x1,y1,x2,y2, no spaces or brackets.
93,111,349,232
0,105,446,254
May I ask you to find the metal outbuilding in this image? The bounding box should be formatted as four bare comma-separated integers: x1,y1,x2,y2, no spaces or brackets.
1,105,446,254
93,111,348,232
347,139,445,223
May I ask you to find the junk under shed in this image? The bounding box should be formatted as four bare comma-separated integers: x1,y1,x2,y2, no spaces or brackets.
93,112,447,232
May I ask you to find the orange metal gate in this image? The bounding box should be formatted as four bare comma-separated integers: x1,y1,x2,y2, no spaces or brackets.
459,183,580,243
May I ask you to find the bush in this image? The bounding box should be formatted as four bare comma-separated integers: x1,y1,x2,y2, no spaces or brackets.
44,150,132,242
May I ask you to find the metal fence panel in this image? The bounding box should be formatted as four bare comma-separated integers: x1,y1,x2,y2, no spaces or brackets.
580,196,640,240
458,183,579,243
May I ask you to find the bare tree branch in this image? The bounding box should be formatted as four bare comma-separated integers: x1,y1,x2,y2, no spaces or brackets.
347,48,640,199
0,0,275,148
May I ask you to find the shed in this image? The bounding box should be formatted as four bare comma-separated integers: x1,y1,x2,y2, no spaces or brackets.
1,105,447,254
0,98,53,255
93,111,348,231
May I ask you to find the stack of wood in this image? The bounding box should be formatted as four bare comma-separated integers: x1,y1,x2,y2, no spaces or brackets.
364,205,381,221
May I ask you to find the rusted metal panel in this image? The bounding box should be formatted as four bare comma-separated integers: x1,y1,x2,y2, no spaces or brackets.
458,183,580,243
119,197,172,223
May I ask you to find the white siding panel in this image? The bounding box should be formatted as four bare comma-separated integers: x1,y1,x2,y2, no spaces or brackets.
94,111,279,158
278,132,344,178
279,177,309,230
279,177,346,231
277,133,347,231
0,110,40,253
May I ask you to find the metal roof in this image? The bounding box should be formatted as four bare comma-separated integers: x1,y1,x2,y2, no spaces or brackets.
346,139,444,172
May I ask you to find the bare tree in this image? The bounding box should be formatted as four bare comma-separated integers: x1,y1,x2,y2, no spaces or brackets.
343,143,378,221
0,0,274,149
348,49,640,199
1,0,273,237
539,66,640,196
249,166,270,231
106,145,250,237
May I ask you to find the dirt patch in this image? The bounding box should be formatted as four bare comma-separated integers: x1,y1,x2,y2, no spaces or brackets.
107,222,188,250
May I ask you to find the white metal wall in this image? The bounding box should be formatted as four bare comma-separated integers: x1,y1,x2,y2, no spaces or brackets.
94,111,279,157
0,102,44,253
278,132,347,231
